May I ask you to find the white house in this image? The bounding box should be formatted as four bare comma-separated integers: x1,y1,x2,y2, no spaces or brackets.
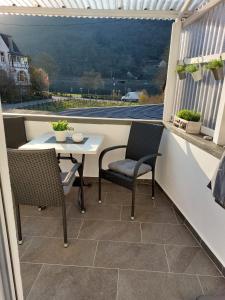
0,33,30,93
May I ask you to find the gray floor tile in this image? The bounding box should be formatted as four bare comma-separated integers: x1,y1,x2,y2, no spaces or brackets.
105,191,132,205
21,216,82,238
118,269,203,300
20,201,73,218
20,263,42,298
18,181,225,300
173,209,186,224
136,183,153,194
121,205,178,223
69,203,121,220
19,236,33,258
21,237,97,266
100,181,128,193
80,185,108,204
199,276,225,296
27,265,118,300
141,223,198,246
95,240,168,271
79,220,141,242
105,192,152,206
165,245,221,276
86,181,126,193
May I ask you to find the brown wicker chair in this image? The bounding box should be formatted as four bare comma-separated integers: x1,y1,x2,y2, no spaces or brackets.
7,148,83,248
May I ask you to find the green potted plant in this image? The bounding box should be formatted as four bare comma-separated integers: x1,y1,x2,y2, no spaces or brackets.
176,64,186,80
51,120,69,142
185,64,202,81
173,109,201,134
205,59,224,80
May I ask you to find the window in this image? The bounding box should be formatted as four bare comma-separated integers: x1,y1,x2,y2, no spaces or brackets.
17,71,27,82
0,52,5,62
1,16,172,121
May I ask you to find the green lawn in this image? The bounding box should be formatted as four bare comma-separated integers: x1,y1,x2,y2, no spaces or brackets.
27,98,138,112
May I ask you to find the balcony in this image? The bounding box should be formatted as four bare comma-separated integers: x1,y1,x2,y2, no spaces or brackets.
0,1,225,300
0,113,224,300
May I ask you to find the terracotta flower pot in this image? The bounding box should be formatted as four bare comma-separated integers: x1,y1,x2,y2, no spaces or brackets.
211,67,224,80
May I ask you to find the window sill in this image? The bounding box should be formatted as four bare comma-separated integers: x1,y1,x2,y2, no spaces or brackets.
164,122,224,159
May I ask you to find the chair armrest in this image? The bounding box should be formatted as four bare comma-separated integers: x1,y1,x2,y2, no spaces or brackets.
133,153,162,179
99,145,127,170
62,163,80,186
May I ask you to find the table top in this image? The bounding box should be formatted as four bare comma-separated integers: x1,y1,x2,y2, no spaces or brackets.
19,132,104,155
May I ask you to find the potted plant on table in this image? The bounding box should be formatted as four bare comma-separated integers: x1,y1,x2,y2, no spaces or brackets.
205,59,224,80
51,120,69,142
176,64,186,80
173,109,201,134
185,64,202,81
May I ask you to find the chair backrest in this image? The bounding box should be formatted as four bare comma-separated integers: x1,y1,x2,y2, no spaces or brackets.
7,148,64,207
125,122,164,168
3,116,27,149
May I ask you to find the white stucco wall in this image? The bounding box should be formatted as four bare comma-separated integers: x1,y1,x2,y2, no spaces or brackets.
156,129,225,266
25,120,152,178
0,36,10,71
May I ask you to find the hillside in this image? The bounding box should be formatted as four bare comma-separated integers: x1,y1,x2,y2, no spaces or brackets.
0,16,172,94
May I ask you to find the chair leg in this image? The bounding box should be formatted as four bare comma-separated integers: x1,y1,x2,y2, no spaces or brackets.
131,188,136,220
62,200,68,248
98,175,102,204
80,178,85,214
78,165,85,214
152,169,155,200
38,206,46,211
15,203,23,245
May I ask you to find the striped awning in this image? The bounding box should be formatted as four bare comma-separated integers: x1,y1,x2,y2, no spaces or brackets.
0,0,210,20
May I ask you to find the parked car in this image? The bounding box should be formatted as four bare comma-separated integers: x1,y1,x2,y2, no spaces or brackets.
121,91,139,102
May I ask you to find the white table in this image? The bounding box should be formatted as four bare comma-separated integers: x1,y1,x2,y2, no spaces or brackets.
19,132,104,155
20,132,104,212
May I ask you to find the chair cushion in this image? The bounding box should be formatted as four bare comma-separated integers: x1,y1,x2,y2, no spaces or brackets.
108,159,151,177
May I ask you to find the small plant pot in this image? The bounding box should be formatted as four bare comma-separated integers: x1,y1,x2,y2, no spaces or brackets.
191,69,202,82
173,116,201,134
211,67,224,80
178,72,186,80
55,131,66,142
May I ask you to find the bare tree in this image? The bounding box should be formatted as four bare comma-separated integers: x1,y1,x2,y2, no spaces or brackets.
80,71,104,95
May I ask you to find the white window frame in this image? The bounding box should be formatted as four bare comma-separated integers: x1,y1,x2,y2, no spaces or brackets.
0,100,24,300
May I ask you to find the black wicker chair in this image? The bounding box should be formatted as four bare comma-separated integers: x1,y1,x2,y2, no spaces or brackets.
99,122,164,220
3,116,27,149
7,148,83,248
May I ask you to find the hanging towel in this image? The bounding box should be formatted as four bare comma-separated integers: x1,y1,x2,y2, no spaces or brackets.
208,151,225,209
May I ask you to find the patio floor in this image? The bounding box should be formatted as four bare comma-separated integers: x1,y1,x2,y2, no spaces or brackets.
18,180,225,300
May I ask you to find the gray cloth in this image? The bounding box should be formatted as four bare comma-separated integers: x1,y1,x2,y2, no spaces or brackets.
209,151,225,209
197,295,225,300
108,159,151,177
